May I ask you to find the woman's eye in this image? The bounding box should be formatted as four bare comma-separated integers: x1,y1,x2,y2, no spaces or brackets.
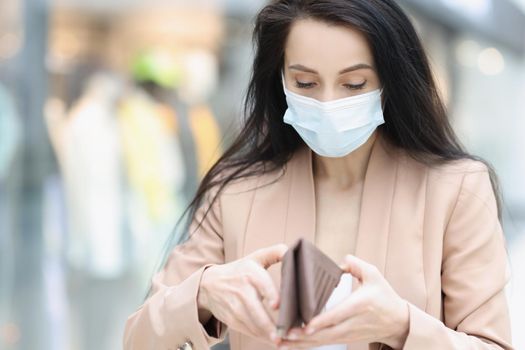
294,80,367,90
343,81,366,90
295,81,316,89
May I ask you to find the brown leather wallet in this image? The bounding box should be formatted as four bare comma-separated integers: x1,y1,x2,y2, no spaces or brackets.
276,238,344,337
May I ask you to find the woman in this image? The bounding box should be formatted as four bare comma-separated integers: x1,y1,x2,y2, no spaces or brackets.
123,1,513,349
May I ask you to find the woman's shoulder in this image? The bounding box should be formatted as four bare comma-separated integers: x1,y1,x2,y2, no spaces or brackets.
394,144,489,176
397,150,493,195
216,160,287,197
380,135,488,179
427,157,489,177
395,152,498,218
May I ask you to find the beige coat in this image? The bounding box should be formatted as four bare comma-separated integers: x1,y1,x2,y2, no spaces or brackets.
123,136,513,350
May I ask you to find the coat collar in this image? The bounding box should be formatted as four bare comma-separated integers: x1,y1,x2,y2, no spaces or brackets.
284,134,399,279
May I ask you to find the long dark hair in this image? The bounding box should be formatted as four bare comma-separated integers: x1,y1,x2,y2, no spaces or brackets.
153,0,502,288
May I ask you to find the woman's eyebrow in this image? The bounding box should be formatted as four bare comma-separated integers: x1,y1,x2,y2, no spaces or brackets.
288,63,374,74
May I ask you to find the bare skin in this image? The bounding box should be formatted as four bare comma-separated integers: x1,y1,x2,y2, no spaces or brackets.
312,133,377,263
198,244,288,345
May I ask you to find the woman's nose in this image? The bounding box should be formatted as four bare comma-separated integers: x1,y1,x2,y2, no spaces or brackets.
317,89,340,102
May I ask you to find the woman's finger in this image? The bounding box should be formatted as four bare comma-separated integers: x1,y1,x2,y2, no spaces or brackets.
279,322,345,348
246,269,280,309
247,243,288,269
261,294,279,326
238,284,276,339
226,292,262,337
339,255,379,282
305,292,366,333
279,317,361,348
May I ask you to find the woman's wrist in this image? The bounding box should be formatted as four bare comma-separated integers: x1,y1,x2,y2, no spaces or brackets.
197,266,214,324
382,298,409,349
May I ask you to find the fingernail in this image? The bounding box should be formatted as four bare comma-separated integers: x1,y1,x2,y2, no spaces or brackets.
270,331,278,341
306,327,315,335
287,333,298,340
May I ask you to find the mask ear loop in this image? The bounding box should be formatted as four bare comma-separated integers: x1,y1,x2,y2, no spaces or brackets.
379,86,387,111
280,70,287,91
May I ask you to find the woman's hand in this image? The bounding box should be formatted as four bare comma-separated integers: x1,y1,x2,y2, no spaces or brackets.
198,243,288,345
275,254,409,349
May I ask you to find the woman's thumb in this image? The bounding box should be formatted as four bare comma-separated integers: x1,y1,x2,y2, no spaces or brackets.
339,254,373,282
248,243,288,269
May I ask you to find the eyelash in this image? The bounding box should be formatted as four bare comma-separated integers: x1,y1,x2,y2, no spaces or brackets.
295,81,367,90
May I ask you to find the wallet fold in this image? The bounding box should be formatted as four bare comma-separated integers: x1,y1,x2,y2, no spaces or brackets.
276,238,344,336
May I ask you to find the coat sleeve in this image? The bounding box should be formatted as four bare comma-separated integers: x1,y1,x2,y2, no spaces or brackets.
123,188,228,350
402,165,513,349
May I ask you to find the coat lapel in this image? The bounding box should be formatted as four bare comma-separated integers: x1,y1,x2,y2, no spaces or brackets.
283,144,316,246
350,137,398,350
354,136,399,279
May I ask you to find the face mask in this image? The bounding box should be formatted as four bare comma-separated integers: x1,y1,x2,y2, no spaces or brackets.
281,73,385,158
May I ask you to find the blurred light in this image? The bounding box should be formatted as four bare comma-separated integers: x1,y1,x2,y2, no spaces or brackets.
179,50,218,104
46,32,81,73
478,47,505,76
441,0,492,19
455,40,481,67
44,97,66,116
0,32,22,60
54,32,80,60
0,322,21,345
131,49,183,89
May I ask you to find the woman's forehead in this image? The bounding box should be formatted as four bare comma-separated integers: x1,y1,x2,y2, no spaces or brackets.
284,19,374,72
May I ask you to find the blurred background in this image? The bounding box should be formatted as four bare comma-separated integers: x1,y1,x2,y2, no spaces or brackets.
0,0,524,349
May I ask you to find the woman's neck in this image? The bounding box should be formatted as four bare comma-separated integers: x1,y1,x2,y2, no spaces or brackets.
312,132,378,190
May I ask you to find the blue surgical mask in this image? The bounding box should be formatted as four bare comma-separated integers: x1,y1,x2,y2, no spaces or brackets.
281,73,385,158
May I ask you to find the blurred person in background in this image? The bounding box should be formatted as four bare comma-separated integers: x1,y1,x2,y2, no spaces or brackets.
123,1,513,350
0,82,21,182
0,80,22,347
